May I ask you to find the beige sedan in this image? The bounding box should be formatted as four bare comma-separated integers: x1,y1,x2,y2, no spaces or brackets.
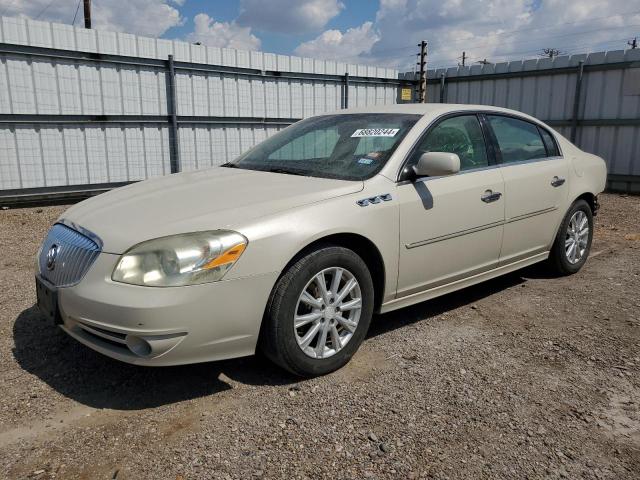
35,104,607,376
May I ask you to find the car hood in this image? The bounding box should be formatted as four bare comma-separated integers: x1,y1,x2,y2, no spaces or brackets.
62,167,363,254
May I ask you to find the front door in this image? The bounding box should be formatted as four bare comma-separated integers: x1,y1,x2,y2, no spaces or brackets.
396,114,505,298
484,114,569,265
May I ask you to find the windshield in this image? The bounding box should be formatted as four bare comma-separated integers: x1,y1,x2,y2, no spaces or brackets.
226,113,421,180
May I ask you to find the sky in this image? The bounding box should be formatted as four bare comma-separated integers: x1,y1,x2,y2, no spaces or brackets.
1,0,639,70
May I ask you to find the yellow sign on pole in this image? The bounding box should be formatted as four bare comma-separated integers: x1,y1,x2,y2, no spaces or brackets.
400,87,412,101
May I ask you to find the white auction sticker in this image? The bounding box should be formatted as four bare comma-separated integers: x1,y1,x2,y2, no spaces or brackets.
351,128,399,138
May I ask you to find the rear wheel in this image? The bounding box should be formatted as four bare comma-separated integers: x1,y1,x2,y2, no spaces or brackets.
260,246,374,377
549,199,593,275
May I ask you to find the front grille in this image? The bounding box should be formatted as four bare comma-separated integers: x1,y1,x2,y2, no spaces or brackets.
38,223,101,287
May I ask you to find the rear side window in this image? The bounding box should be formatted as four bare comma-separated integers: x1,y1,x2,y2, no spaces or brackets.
488,115,547,163
539,127,560,157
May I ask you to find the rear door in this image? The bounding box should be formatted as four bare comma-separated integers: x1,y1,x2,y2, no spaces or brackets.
484,114,569,265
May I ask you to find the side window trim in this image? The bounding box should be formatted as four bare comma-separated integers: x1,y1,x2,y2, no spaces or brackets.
397,112,494,182
537,125,563,158
478,113,501,165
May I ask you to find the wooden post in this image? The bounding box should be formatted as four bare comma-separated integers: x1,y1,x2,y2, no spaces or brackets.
417,41,427,103
83,0,92,29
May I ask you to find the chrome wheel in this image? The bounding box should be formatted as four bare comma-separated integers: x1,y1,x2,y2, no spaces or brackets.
293,267,362,359
565,210,589,264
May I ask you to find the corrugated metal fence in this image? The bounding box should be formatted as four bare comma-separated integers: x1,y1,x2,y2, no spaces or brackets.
0,16,408,202
2,15,637,202
400,49,640,193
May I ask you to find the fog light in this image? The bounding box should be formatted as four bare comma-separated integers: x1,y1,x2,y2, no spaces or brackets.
125,332,186,358
125,335,152,357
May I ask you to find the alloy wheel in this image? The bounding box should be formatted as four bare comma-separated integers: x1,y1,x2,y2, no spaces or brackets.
565,210,589,264
293,267,362,359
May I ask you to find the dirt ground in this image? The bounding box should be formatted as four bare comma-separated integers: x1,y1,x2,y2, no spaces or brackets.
0,193,639,480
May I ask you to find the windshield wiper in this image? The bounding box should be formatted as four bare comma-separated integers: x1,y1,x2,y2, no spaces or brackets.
267,167,306,176
220,162,238,168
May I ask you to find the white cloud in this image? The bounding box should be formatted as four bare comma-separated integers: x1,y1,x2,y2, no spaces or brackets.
0,0,184,37
237,0,344,33
187,13,261,50
294,22,380,63
323,0,640,70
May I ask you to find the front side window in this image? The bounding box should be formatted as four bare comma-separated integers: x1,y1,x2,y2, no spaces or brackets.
488,115,547,163
229,113,421,181
410,115,488,171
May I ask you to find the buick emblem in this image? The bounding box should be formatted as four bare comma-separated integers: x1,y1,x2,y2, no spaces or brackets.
46,244,59,271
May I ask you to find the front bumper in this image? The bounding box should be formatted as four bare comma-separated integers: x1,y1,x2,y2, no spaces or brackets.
56,253,279,366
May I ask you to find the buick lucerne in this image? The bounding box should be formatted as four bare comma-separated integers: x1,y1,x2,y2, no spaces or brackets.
35,104,607,376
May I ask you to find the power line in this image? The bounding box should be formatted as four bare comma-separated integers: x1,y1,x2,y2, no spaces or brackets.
432,31,640,65
441,21,640,53
541,48,563,58
383,12,640,68
374,10,640,59
487,36,634,60
359,9,640,69
34,0,56,20
0,0,18,17
440,10,640,49
426,36,635,70
72,0,82,25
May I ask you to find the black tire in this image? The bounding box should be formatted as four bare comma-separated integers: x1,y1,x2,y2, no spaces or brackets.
260,246,374,377
549,199,593,275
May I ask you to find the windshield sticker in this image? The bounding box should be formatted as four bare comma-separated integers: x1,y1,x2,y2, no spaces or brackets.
357,158,374,165
351,128,399,138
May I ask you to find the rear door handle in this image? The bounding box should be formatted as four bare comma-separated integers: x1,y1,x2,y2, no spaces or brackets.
551,176,566,187
481,190,502,203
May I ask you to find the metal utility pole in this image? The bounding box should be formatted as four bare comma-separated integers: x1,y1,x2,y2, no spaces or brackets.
417,40,427,103
628,37,638,49
477,59,492,65
570,60,585,143
542,48,561,58
83,0,92,29
459,51,467,67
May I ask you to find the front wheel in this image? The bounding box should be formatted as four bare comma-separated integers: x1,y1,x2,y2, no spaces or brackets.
260,246,374,377
549,199,594,275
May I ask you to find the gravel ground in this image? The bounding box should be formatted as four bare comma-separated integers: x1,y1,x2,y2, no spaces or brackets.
0,193,639,480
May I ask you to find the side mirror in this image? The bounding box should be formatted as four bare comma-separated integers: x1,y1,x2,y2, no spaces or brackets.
412,152,460,178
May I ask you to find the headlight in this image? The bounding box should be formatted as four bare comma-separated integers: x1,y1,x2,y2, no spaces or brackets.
112,231,247,287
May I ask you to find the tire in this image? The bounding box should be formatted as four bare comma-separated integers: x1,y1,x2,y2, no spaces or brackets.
260,246,374,377
549,199,593,275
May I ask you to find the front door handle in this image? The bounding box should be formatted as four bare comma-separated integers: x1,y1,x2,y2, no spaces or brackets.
481,190,502,203
551,176,566,187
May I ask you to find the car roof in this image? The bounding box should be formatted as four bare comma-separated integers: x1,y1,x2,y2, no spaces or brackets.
327,103,540,122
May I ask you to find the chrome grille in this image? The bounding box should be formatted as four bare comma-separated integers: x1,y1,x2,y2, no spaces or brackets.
38,224,101,287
